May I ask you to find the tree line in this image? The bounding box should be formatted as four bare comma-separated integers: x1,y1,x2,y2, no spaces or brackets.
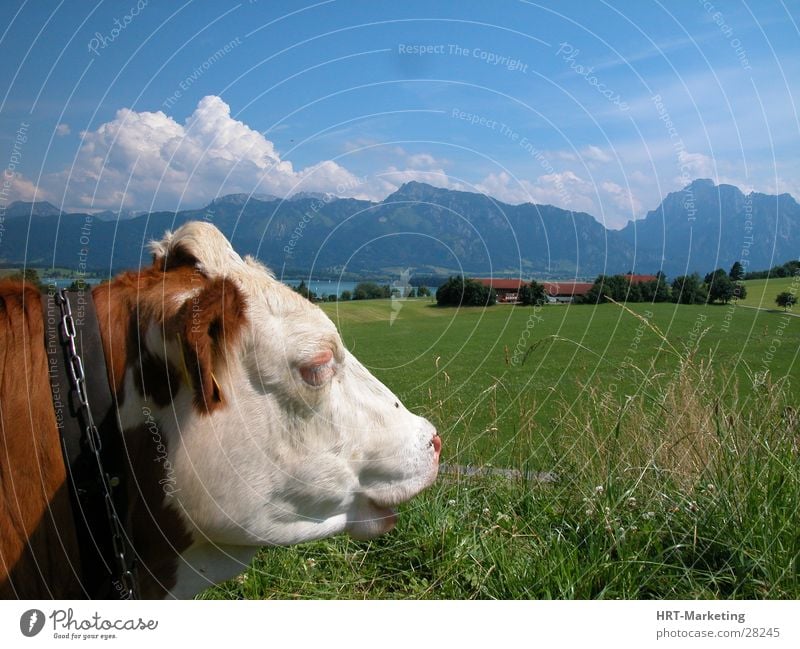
294,280,431,302
576,263,751,305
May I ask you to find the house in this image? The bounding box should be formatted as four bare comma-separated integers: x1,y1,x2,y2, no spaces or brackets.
472,278,526,303
473,274,660,304
541,281,594,303
623,273,659,283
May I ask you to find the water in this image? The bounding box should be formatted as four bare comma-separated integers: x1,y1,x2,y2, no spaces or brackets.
282,278,361,298
43,277,103,289
43,276,363,298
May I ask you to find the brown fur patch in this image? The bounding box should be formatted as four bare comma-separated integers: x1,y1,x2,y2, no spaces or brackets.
0,281,83,597
92,264,247,414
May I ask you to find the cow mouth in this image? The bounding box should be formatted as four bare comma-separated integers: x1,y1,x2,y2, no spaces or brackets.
345,497,399,540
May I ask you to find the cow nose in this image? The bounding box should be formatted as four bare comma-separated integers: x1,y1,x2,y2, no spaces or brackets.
431,434,442,461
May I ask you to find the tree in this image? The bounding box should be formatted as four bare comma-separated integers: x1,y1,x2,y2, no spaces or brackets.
704,268,728,287
519,280,547,306
417,285,431,297
775,291,797,311
671,274,707,304
10,268,43,291
581,274,645,304
294,280,317,301
407,287,417,298
732,282,747,301
729,261,744,281
707,273,735,304
326,294,338,302
639,275,671,302
436,276,496,307
353,282,386,300
340,290,352,301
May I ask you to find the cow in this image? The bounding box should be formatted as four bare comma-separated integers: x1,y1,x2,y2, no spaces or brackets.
0,221,441,599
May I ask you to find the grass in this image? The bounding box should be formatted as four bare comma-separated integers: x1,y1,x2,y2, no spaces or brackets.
739,276,800,310
201,296,799,599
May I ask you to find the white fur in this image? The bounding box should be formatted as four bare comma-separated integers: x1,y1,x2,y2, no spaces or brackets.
141,222,440,597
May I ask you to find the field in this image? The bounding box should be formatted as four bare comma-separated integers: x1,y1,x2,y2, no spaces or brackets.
202,289,799,599
739,276,800,310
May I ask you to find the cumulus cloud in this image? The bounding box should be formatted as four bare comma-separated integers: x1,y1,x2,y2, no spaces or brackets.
677,150,714,181
476,170,597,213
18,96,472,210
4,173,46,202
581,145,612,164
475,171,647,227
601,181,642,215
49,95,364,210
55,123,71,137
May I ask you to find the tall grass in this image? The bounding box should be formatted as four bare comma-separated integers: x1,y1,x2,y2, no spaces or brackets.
202,324,799,599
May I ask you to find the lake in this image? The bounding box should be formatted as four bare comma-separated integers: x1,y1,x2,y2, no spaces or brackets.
43,276,366,298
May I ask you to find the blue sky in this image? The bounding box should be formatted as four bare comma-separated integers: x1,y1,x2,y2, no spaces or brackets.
1,0,798,227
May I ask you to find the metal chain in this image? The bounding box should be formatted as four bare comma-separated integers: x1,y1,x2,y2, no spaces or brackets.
55,289,139,600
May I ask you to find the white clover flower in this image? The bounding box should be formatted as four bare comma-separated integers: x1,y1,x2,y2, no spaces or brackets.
595,485,605,495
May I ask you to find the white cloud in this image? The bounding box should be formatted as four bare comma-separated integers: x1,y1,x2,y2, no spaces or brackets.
4,173,46,202
55,123,71,137
476,170,597,213
601,181,643,216
376,167,463,194
581,145,612,164
405,152,439,168
677,150,714,180
50,95,363,210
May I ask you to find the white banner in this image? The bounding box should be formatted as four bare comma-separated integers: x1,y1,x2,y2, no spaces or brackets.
0,600,797,648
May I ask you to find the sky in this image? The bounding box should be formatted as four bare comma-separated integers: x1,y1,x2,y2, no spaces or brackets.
0,0,798,228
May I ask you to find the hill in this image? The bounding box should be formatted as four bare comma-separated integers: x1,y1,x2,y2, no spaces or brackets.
1,180,797,278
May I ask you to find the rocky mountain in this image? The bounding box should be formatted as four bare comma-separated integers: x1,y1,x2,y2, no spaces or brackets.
616,179,800,275
4,200,62,218
0,180,797,278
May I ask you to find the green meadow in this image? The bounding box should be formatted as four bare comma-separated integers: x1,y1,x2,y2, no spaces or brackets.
739,276,800,310
203,288,799,600
323,296,799,468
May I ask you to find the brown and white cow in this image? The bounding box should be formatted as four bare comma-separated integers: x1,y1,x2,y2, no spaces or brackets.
0,221,440,599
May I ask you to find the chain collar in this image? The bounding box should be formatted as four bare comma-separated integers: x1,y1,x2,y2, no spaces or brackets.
50,288,139,599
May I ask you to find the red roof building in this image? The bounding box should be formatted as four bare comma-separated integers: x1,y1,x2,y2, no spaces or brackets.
473,273,660,304
472,278,526,303
623,273,659,283
541,281,594,298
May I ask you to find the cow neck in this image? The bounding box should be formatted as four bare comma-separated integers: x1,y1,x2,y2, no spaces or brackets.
92,276,195,599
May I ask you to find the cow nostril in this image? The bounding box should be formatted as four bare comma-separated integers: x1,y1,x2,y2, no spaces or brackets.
394,401,399,408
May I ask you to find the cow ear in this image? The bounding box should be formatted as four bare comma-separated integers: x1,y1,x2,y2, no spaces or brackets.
153,242,199,272
175,278,246,414
150,222,243,275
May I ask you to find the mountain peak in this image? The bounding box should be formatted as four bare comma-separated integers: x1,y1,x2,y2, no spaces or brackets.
6,200,61,217
210,193,278,207
385,181,449,202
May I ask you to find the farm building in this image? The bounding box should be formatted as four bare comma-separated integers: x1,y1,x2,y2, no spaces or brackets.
472,278,526,303
474,274,659,304
541,281,594,303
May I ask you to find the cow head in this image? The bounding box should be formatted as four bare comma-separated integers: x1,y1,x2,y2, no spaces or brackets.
122,221,440,550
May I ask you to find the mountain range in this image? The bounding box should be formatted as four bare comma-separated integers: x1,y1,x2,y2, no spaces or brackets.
1,179,797,279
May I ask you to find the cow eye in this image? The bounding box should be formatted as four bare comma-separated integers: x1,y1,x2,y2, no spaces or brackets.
299,350,335,387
